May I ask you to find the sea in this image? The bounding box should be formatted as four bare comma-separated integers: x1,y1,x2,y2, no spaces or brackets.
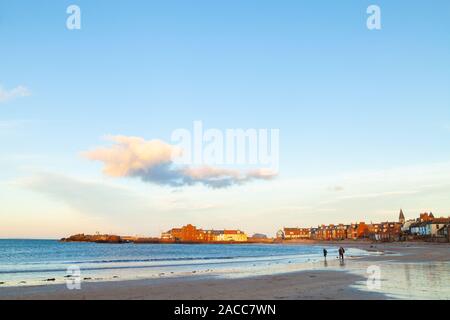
2,240,450,299
0,239,366,287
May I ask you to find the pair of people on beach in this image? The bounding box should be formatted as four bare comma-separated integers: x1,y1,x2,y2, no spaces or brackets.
323,247,345,261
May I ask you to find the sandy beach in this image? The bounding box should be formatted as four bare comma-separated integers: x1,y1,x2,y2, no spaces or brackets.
1,241,449,300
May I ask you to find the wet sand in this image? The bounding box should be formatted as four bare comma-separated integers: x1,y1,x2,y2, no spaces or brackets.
0,242,449,300
0,270,386,300
302,240,450,263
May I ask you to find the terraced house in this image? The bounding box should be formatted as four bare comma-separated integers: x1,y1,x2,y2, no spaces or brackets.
408,214,450,239
283,210,405,241
282,227,310,240
162,224,248,243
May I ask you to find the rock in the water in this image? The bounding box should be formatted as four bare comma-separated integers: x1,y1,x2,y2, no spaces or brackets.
60,234,124,243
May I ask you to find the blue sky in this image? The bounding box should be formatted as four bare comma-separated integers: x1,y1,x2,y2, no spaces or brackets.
1,0,450,238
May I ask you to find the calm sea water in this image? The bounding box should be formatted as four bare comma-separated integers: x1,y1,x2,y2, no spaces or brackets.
1,240,449,299
0,239,367,286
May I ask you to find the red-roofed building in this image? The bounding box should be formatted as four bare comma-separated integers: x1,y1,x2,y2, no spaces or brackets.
283,227,310,240
162,225,248,242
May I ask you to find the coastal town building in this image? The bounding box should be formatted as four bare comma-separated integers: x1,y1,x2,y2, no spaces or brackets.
312,224,351,241
169,224,200,242
420,212,434,222
248,233,273,243
410,218,450,238
160,232,172,241
251,233,268,239
368,222,402,241
162,211,450,245
346,222,369,240
162,224,248,243
282,210,422,242
425,218,450,237
282,227,310,240
314,225,327,240
410,222,428,236
401,219,416,233
217,230,248,242
405,212,450,240
309,228,318,239
335,224,348,240
437,225,450,241
276,229,285,240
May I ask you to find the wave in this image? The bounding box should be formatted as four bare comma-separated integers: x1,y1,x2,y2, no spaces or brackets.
4,252,309,267
0,254,313,275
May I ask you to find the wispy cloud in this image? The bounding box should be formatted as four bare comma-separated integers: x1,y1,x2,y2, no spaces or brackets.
12,172,234,236
16,172,151,218
335,189,420,201
83,135,276,189
0,85,31,103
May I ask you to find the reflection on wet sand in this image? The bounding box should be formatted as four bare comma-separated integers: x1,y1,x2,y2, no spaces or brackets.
350,260,450,299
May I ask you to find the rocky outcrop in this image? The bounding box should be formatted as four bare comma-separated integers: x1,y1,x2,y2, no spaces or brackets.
60,234,123,243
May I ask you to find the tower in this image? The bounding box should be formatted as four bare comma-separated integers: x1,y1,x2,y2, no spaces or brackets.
399,209,405,224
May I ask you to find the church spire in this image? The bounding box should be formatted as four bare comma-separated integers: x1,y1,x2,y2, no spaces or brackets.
399,209,405,223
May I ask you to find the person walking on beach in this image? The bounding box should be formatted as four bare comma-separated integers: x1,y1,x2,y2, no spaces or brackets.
323,248,328,260
338,247,345,261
